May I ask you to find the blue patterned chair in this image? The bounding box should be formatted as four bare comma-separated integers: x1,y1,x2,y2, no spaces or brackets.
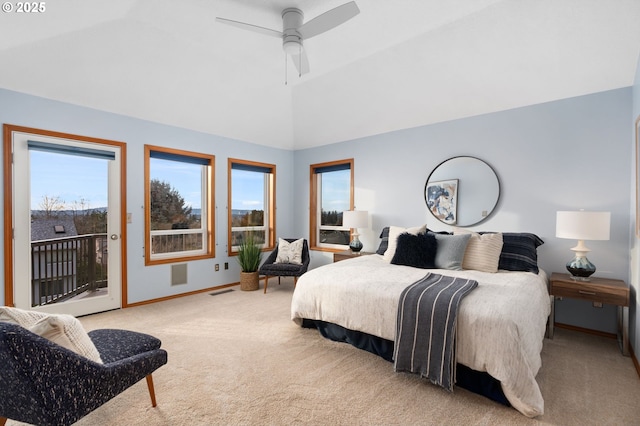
259,238,310,294
0,322,168,425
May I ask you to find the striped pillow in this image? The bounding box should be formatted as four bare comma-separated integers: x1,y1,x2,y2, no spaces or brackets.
494,232,543,273
456,231,503,273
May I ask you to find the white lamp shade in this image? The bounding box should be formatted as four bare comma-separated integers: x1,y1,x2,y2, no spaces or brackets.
342,210,368,229
556,211,611,241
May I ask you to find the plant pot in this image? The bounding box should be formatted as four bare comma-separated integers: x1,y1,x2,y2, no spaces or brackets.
240,271,260,291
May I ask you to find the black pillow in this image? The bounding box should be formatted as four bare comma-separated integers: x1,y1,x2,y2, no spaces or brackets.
376,226,445,255
391,232,437,269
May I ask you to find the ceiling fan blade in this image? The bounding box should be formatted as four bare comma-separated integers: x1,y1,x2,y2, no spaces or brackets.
215,17,282,38
291,50,310,76
298,1,360,39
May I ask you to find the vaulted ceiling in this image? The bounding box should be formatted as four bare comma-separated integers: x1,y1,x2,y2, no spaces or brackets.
1,0,639,150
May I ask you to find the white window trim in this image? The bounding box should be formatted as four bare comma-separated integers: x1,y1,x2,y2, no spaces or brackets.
149,160,209,261
311,160,353,251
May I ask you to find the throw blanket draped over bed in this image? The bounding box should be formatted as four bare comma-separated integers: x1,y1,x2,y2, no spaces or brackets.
394,273,478,391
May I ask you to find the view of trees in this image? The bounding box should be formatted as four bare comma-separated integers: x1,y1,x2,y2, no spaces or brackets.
35,195,66,219
320,210,349,244
321,210,343,226
32,179,198,240
232,209,264,227
31,195,107,235
231,209,265,246
149,179,202,254
150,179,200,230
71,198,107,234
33,186,348,249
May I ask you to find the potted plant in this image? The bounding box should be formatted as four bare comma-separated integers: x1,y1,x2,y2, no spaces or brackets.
237,234,263,291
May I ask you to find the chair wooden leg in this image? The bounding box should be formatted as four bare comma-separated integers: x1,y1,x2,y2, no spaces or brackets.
263,276,269,294
0,417,7,425
278,276,281,285
146,374,158,407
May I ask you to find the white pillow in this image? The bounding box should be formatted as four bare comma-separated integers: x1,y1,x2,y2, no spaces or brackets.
383,224,427,263
275,238,304,265
0,307,103,363
454,230,503,273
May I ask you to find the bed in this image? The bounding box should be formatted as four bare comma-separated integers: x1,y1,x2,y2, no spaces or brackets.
290,229,550,418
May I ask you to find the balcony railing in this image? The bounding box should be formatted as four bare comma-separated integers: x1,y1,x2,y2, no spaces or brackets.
31,234,108,307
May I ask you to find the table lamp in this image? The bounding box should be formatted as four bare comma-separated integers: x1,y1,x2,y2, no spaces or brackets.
342,210,368,253
555,210,610,281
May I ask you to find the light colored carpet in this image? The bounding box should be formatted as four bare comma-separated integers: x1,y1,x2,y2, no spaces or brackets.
8,278,640,425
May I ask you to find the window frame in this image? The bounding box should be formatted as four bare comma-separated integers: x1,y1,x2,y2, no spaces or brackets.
309,159,354,252
144,145,215,265
227,158,276,255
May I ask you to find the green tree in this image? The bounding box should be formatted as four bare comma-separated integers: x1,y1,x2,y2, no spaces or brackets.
321,210,342,226
71,197,107,234
150,179,198,230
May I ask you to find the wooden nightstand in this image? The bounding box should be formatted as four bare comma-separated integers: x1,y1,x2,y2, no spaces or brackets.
548,272,630,356
333,250,373,262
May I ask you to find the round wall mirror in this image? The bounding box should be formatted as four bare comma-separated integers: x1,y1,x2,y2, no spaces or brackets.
424,156,500,227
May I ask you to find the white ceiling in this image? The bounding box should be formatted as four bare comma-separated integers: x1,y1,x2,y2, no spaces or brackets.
1,0,639,150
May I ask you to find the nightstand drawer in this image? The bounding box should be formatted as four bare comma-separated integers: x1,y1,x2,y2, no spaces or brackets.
552,284,628,306
333,250,372,262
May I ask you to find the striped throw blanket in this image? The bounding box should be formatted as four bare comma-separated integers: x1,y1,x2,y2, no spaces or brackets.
393,272,478,391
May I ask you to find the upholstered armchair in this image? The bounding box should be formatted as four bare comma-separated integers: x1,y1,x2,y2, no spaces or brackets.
0,322,168,425
259,238,310,293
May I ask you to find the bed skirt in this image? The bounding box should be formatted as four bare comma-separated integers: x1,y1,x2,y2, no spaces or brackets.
301,318,510,407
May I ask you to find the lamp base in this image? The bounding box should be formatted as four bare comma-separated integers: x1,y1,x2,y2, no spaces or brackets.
566,255,596,282
349,236,363,253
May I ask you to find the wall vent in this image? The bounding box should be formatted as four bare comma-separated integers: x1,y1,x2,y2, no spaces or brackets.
210,289,234,296
171,263,188,286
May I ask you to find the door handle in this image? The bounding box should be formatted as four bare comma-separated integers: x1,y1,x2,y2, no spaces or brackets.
110,234,119,240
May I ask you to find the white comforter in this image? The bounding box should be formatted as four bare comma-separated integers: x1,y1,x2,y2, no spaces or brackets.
290,254,550,417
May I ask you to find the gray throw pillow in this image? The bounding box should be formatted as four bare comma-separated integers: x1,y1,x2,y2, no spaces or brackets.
434,233,471,270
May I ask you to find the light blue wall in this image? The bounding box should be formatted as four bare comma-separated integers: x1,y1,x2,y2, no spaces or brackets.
0,89,295,305
294,88,632,334
1,86,635,336
630,52,640,355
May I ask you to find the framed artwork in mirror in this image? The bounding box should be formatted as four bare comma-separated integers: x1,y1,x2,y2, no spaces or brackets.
425,156,500,227
426,179,458,225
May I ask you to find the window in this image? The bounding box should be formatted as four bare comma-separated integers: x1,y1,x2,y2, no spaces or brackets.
144,145,214,265
228,159,275,254
310,159,354,251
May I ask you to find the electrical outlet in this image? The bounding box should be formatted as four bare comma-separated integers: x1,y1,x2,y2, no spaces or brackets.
224,262,229,270
592,301,603,308
215,264,219,271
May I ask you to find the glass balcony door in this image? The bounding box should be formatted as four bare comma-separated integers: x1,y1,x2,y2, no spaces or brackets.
8,127,124,317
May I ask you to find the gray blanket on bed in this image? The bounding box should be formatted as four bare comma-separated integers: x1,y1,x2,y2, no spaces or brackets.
393,272,478,391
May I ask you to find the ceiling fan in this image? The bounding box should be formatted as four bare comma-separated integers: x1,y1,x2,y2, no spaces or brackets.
216,2,360,77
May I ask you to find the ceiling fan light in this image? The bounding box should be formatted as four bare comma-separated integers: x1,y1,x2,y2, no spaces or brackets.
283,40,302,55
